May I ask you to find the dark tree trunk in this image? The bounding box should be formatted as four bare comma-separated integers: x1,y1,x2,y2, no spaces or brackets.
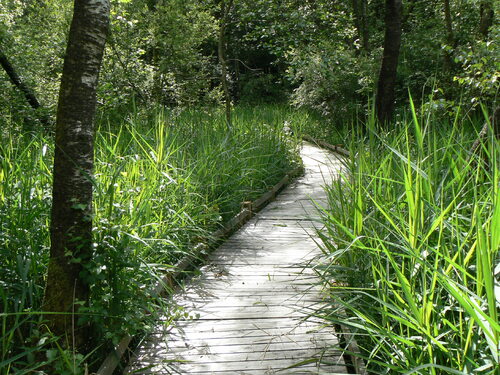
43,0,110,351
0,48,41,110
0,47,51,128
442,0,454,72
351,0,369,53
218,0,234,130
479,1,494,38
375,0,402,125
402,0,417,27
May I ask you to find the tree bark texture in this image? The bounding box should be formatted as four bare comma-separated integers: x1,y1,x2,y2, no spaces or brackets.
375,0,402,125
0,48,42,110
218,0,234,129
43,0,110,350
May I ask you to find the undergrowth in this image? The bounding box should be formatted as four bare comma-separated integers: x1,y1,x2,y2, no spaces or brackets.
315,103,499,374
0,104,300,374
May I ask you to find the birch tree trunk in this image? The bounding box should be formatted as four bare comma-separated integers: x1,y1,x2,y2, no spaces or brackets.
43,0,110,351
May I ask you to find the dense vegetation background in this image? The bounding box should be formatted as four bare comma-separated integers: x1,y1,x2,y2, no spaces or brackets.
0,0,498,374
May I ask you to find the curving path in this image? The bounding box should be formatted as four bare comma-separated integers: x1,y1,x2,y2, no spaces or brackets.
125,143,351,375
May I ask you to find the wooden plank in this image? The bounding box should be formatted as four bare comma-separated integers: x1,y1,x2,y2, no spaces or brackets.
174,297,325,309
198,263,318,274
168,317,329,331
133,349,344,364
124,143,354,374
140,337,341,353
207,254,321,266
127,364,349,375
185,372,347,375
195,273,319,280
127,358,348,374
149,327,336,342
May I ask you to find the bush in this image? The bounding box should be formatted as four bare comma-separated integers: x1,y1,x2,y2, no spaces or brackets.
286,41,377,123
0,104,300,374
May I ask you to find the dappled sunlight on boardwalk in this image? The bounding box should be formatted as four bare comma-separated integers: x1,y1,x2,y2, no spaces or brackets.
125,143,351,374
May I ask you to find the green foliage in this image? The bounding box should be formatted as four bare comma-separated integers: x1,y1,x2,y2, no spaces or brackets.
0,132,53,374
234,0,340,59
454,31,500,108
238,73,287,103
0,104,299,373
287,42,376,121
100,0,218,109
0,0,219,123
315,103,499,373
0,0,71,114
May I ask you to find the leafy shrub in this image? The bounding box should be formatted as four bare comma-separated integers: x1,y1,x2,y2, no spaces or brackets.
0,104,299,374
238,73,287,104
287,41,376,123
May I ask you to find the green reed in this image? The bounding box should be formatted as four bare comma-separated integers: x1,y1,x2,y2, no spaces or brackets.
315,103,499,374
0,104,299,374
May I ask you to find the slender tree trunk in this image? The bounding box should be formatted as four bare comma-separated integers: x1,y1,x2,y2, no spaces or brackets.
0,47,50,128
43,0,110,351
360,0,369,52
218,0,234,129
0,48,41,110
375,0,402,125
443,0,454,72
479,1,494,38
352,0,369,53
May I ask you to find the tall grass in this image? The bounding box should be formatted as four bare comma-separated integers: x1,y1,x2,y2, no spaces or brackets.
0,104,300,374
315,104,499,374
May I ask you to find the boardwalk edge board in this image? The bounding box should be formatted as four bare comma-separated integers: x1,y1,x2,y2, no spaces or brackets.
335,322,368,375
303,135,368,375
96,165,304,375
302,134,350,158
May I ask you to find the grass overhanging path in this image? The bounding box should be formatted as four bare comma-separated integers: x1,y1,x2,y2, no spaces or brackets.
124,142,355,375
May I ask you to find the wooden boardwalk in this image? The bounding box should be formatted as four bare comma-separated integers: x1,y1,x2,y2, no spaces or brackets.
125,143,351,375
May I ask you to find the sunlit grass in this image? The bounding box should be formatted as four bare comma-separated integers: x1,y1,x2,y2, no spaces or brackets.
315,103,499,374
0,104,300,374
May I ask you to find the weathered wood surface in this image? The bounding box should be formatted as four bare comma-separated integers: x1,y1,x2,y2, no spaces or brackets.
125,143,351,374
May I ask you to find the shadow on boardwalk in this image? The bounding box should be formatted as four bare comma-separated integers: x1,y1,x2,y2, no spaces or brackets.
125,143,351,375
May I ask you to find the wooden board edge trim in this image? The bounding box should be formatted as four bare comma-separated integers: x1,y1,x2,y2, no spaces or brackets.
96,335,132,375
302,134,350,157
300,136,368,373
96,165,304,375
335,323,368,375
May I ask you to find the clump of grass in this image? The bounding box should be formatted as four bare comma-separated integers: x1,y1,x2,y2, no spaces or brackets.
0,104,300,374
0,131,53,374
282,105,351,147
315,103,499,374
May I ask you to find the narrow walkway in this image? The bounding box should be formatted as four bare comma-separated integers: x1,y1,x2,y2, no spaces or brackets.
125,143,350,374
